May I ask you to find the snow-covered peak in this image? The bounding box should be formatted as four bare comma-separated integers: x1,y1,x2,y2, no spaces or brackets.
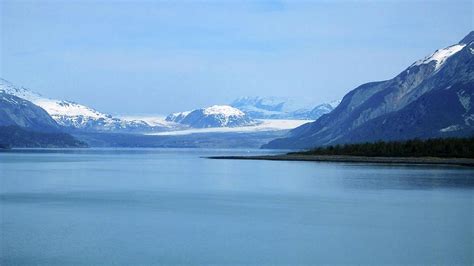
0,78,43,101
412,44,465,70
0,78,162,132
165,105,254,128
35,99,107,119
167,111,191,119
0,79,109,121
165,111,192,123
202,105,244,116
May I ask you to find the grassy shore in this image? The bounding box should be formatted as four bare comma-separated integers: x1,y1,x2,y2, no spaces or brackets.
207,154,474,167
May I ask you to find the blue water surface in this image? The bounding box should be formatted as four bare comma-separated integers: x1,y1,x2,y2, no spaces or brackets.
0,148,473,265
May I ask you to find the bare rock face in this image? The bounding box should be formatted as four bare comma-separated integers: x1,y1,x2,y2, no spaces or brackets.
264,32,474,149
0,91,59,132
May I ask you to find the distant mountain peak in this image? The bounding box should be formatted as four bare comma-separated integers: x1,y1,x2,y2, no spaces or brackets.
166,105,255,128
231,96,339,120
459,31,474,45
202,105,244,116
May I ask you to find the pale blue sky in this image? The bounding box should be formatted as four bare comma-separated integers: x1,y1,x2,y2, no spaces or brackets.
1,0,472,114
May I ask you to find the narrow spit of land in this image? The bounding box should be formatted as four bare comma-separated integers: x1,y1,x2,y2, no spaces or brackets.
208,138,474,167
207,154,474,167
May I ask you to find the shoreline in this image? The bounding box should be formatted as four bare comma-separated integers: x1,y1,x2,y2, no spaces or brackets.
207,154,474,167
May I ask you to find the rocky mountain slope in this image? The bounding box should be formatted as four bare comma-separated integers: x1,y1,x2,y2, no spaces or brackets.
264,32,474,149
0,91,60,132
0,91,87,147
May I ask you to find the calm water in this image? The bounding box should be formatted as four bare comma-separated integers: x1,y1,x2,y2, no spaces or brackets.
0,149,473,265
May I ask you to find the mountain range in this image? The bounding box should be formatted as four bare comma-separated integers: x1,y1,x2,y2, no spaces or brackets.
2,32,472,149
0,79,314,147
0,91,86,147
230,96,340,120
1,78,325,135
0,79,167,133
264,32,474,149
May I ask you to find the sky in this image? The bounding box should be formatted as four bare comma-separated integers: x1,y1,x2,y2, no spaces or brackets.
1,0,472,115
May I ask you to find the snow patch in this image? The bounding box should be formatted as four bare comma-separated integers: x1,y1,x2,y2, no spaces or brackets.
457,90,471,112
118,115,179,128
440,125,462,132
464,114,474,126
412,44,465,70
202,105,244,116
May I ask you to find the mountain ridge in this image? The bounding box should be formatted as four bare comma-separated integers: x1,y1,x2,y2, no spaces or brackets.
0,78,166,133
263,31,474,149
0,91,60,132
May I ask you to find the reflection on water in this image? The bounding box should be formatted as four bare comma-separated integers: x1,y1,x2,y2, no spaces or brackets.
1,149,473,265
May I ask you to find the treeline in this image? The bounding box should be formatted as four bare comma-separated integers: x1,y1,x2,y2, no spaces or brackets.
0,125,87,148
292,137,474,158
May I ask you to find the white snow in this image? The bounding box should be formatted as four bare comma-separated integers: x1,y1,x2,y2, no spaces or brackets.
147,119,312,136
457,90,471,112
0,78,146,130
165,105,251,127
231,96,340,119
118,115,177,128
33,98,107,119
0,78,325,133
0,79,107,121
166,111,191,121
440,125,462,132
202,105,244,116
464,114,474,126
413,44,465,70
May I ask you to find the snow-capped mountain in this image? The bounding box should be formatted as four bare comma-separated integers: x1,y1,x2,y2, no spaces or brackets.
230,97,339,119
0,78,164,133
165,111,192,124
166,105,257,128
0,91,60,131
264,31,474,149
291,101,341,120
